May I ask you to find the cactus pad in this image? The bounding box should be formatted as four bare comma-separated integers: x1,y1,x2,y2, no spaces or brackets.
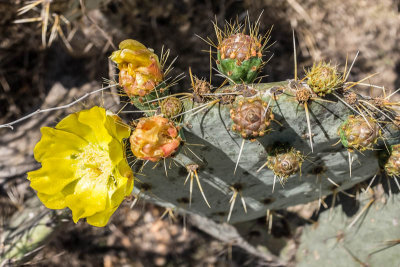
131,82,382,223
296,188,400,266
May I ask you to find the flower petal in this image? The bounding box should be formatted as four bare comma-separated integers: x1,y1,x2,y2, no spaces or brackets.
118,39,147,51
34,127,88,162
37,192,66,209
65,174,109,222
77,107,112,145
108,139,124,165
28,106,134,227
86,166,133,227
28,158,78,195
109,50,123,64
55,113,95,143
104,114,131,141
120,49,153,67
86,206,118,227
111,162,134,206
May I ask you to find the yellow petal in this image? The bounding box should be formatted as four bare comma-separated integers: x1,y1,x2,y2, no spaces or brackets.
117,158,134,184
66,174,109,222
109,50,123,64
118,39,147,50
108,139,124,165
37,192,66,209
115,121,131,140
110,179,133,208
28,105,135,227
86,206,118,227
85,165,133,227
56,112,95,143
111,163,133,206
77,107,112,145
28,158,78,195
104,114,130,141
120,49,153,67
34,127,87,162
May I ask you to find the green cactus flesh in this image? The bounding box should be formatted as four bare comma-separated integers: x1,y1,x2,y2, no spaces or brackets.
296,189,400,266
217,51,262,84
0,197,62,264
129,82,169,114
338,120,350,148
129,81,393,223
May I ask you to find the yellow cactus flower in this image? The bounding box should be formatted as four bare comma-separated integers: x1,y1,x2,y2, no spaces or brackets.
27,106,134,227
110,39,164,97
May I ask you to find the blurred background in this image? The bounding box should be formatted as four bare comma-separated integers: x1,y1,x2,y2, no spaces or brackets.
0,0,399,266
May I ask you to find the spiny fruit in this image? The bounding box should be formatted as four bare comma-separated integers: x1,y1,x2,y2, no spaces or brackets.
384,144,400,177
338,115,379,151
110,39,164,98
266,148,304,180
130,116,181,162
217,33,263,84
230,99,273,139
160,97,182,118
305,61,343,96
212,16,271,85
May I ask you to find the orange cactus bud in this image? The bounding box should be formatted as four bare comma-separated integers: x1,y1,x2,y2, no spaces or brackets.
130,116,181,162
110,39,164,97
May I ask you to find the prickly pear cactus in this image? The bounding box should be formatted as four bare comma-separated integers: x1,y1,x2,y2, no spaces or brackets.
120,16,400,224
16,14,400,234
296,186,400,266
132,81,390,223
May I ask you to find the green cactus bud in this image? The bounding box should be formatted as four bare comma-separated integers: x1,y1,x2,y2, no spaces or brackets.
384,144,400,177
305,61,343,96
210,15,272,85
217,33,263,84
338,115,380,151
266,148,304,180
